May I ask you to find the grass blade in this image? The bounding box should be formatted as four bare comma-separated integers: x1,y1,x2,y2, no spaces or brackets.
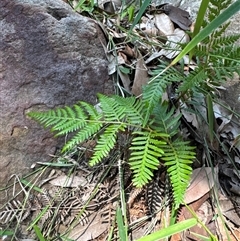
189,0,210,60
136,218,197,241
130,0,151,31
116,206,128,241
33,225,46,241
192,0,210,38
206,94,214,143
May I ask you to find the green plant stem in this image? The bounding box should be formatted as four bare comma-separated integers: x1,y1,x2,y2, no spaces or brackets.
118,159,128,240
130,0,151,31
183,202,217,240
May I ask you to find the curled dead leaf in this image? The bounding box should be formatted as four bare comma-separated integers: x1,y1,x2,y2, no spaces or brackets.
159,28,189,59
154,13,174,36
131,51,148,96
162,4,192,30
49,174,87,187
184,167,218,204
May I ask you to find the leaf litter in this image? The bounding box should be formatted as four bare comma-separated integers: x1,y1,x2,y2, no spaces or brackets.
1,0,240,240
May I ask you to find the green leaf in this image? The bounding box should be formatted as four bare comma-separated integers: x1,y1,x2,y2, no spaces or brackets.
27,206,49,230
130,0,152,31
116,207,128,241
20,179,43,193
206,94,214,143
33,225,46,241
190,232,215,241
127,5,135,22
161,140,195,208
192,0,210,38
189,0,210,60
89,124,126,166
113,96,144,125
62,121,103,152
119,65,131,74
142,62,184,125
98,94,126,121
130,131,166,187
0,230,14,236
136,218,198,241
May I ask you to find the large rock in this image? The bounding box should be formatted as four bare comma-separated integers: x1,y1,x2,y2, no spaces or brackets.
0,0,112,202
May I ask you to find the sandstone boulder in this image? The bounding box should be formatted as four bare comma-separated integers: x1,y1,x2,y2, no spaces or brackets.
0,0,112,202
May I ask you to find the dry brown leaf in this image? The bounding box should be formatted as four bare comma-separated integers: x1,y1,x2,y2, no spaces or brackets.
138,15,159,37
120,45,136,58
218,193,240,226
171,193,210,241
49,174,87,187
154,13,174,36
102,1,115,14
118,68,131,92
214,204,240,241
67,212,108,241
186,202,214,241
107,54,117,75
108,28,127,40
159,28,189,59
99,0,121,12
184,167,218,204
145,51,163,64
181,106,199,129
131,51,148,96
162,4,192,30
118,52,128,63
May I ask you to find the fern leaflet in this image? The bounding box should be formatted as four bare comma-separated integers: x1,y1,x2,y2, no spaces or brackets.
28,104,88,135
113,96,145,125
178,66,208,93
151,103,181,137
98,94,126,121
161,139,195,209
89,123,126,166
129,131,167,187
142,62,184,125
62,121,103,152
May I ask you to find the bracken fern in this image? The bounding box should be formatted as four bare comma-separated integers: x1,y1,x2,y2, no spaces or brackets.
28,90,196,208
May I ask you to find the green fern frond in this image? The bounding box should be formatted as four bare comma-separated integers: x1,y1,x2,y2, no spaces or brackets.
151,103,181,137
205,0,232,24
28,103,105,152
206,46,240,82
28,104,88,135
211,22,231,38
146,102,195,208
142,62,184,124
60,102,105,152
62,122,103,152
210,35,240,49
178,67,208,92
211,65,240,82
80,101,102,119
161,139,195,209
129,131,167,187
113,96,145,125
53,105,88,134
210,45,240,63
89,123,126,166
98,94,126,121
